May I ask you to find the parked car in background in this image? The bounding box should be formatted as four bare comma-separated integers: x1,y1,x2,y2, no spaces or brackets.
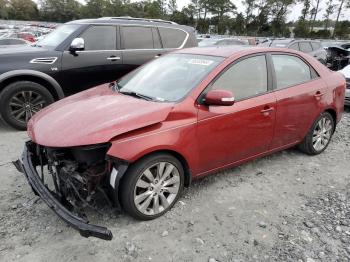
16,46,345,240
259,39,327,64
3,32,36,42
321,40,350,50
0,17,197,130
0,38,30,47
326,46,350,71
339,64,350,106
199,38,249,47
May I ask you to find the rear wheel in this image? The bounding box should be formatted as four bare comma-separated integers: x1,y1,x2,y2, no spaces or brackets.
298,112,334,155
0,81,54,130
120,153,184,220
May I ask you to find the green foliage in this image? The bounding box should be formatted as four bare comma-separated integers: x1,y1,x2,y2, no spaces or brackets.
8,0,38,20
334,20,350,38
40,0,81,22
82,0,109,18
294,19,310,37
309,29,331,38
0,0,349,39
0,0,9,19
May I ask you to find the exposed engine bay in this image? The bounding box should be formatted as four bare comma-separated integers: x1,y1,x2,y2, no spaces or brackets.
34,143,114,217
326,46,350,71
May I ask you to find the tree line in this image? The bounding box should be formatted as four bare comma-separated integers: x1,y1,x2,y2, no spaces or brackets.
0,0,349,38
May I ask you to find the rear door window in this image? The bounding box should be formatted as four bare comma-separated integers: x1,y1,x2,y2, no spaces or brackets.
311,42,321,50
299,42,313,53
158,27,187,48
80,25,116,50
272,54,314,89
122,26,154,49
289,43,299,51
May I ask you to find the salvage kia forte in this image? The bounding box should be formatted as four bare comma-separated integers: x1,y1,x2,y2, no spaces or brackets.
15,46,346,240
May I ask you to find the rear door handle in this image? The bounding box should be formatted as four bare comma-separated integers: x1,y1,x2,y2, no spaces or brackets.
154,54,162,58
107,56,121,61
261,106,274,115
314,91,324,98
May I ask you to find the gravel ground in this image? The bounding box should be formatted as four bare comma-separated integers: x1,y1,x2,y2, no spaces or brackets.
0,109,349,262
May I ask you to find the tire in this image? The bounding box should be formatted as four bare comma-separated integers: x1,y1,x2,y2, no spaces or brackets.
0,81,54,130
119,153,184,220
298,112,335,155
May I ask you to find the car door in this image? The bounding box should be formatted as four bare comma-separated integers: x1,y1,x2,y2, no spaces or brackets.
120,26,167,73
61,25,123,95
269,53,327,149
196,54,276,173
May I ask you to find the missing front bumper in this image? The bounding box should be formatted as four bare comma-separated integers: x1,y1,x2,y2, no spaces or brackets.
16,142,113,240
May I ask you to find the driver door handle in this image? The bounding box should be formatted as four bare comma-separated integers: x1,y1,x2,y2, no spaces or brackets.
107,56,121,61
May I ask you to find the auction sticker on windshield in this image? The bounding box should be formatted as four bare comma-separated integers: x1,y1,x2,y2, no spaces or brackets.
188,59,214,66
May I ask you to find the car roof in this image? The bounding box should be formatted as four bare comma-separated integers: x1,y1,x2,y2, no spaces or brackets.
175,46,304,58
271,39,294,44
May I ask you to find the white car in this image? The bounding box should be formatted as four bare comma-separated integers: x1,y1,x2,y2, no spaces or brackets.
339,65,350,106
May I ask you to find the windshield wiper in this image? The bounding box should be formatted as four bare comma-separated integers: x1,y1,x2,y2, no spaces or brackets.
119,90,160,102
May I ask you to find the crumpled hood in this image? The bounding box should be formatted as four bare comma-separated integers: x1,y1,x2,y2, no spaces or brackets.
28,85,174,147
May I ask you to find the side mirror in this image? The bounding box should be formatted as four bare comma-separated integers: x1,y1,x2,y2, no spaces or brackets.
70,38,85,52
204,89,235,106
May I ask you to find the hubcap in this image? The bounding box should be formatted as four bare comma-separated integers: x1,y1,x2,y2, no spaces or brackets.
312,117,332,151
134,162,180,216
9,91,46,123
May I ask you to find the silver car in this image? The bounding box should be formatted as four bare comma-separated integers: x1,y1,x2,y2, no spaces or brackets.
259,39,327,65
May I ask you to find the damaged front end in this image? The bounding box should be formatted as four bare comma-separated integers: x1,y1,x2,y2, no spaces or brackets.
15,141,127,240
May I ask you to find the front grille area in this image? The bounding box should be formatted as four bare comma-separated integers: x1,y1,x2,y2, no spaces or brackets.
346,78,350,89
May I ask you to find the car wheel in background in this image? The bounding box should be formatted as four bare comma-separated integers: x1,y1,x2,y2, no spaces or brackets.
120,153,184,220
298,112,335,155
0,81,54,130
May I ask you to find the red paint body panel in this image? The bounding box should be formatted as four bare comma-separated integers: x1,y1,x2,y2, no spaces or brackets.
28,84,174,147
271,78,328,148
195,93,276,174
27,47,346,180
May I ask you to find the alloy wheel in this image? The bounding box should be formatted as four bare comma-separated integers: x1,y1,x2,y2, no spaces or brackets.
312,116,333,151
9,91,46,124
134,162,180,216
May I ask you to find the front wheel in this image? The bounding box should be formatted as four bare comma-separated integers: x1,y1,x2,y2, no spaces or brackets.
0,81,54,130
298,112,335,155
119,153,184,220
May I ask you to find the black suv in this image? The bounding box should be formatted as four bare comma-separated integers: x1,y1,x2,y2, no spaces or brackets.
0,17,197,130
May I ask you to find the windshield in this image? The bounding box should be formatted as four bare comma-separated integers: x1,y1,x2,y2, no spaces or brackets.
118,54,223,102
36,24,80,48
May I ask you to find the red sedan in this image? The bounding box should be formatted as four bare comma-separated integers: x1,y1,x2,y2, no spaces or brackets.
16,46,346,240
